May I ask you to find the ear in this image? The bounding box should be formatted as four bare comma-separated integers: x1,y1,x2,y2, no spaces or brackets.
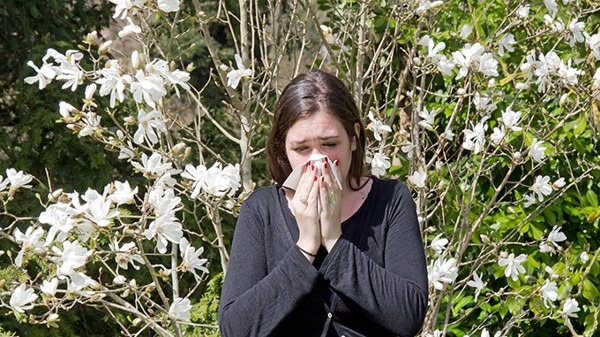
351,122,360,151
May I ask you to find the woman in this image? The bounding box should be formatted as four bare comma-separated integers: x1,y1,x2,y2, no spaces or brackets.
219,70,428,337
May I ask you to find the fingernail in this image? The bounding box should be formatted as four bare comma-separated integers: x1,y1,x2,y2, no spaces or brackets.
306,161,311,167
334,160,339,166
324,162,328,169
311,164,315,171
314,175,318,181
321,176,325,182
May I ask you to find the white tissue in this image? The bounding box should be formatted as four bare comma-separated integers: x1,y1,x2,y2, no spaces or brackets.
282,154,343,190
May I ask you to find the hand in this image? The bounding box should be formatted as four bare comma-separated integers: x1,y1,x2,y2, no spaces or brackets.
319,160,342,252
290,162,321,258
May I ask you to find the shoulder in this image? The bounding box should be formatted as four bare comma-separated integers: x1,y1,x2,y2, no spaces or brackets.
370,176,412,199
239,185,281,214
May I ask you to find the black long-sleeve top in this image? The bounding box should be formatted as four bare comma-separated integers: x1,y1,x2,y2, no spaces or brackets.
219,177,428,337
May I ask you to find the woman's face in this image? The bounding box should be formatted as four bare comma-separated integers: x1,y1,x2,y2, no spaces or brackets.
284,110,357,188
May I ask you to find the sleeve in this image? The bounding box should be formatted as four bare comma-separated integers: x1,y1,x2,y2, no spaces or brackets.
218,193,321,337
319,183,428,337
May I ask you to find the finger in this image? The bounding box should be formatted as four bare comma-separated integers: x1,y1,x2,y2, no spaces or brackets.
321,160,336,191
307,174,320,211
295,162,314,205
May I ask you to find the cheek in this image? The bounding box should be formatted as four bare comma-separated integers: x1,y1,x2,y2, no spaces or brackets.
286,150,306,170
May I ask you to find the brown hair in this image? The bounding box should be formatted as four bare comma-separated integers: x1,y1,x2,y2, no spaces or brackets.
266,70,366,190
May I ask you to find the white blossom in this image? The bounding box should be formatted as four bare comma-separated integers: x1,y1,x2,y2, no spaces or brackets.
24,61,57,90
547,226,567,248
40,278,59,297
462,117,488,154
467,272,487,301
473,92,497,115
6,168,33,190
585,33,600,60
539,242,554,253
437,55,456,76
428,257,458,290
108,181,138,205
529,138,547,163
523,194,536,207
426,330,442,337
498,34,516,56
498,253,527,281
544,0,558,15
441,128,455,141
544,15,565,34
131,152,173,179
179,237,209,280
561,298,580,318
226,54,252,89
408,168,427,189
145,59,191,97
59,101,77,118
109,241,144,270
580,252,590,264
418,107,437,131
181,164,207,199
541,279,559,308
530,175,552,202
40,203,74,245
169,297,192,321
134,109,167,146
77,112,102,137
478,53,499,77
52,240,92,277
14,226,45,267
0,175,9,192
158,0,180,13
490,126,506,146
368,152,391,177
430,234,448,255
567,19,585,46
516,4,530,18
148,188,182,217
203,162,241,197
118,17,141,38
460,24,473,40
501,107,522,132
113,275,127,285
109,0,144,19
545,266,560,279
144,213,183,254
418,35,445,61
481,328,502,337
130,70,167,107
83,194,118,228
552,177,566,190
367,111,392,141
452,43,484,80
9,284,38,313
85,83,97,101
96,60,132,108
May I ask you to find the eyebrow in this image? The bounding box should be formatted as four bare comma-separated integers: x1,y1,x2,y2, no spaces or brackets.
289,136,340,145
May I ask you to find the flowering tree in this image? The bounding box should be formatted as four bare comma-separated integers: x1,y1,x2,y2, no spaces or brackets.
2,0,600,336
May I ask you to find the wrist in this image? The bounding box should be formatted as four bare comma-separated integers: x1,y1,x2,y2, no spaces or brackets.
323,238,339,252
296,239,319,256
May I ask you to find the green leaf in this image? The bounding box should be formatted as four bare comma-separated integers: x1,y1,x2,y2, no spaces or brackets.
452,295,473,317
507,297,523,315
574,116,587,137
586,190,599,208
543,209,556,226
583,278,600,302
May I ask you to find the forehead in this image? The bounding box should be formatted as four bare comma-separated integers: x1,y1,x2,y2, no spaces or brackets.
285,111,346,142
